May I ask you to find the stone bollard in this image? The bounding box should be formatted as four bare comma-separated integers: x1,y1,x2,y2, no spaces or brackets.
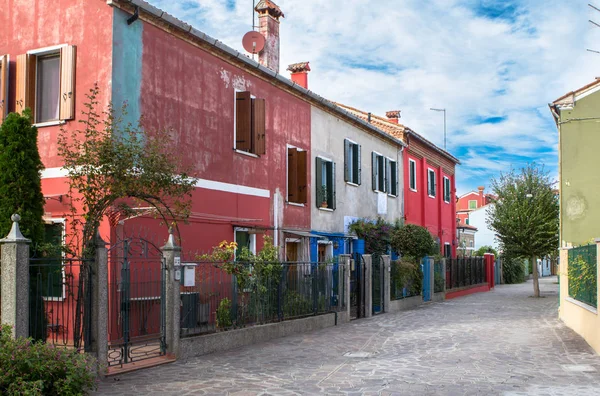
363,254,372,318
0,214,31,339
91,232,109,373
382,255,391,313
338,254,352,323
162,230,181,359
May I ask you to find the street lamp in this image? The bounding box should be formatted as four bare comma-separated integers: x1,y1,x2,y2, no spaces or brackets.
430,108,447,150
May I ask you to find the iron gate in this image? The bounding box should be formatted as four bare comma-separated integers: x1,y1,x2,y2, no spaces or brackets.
107,237,166,367
350,253,365,319
372,254,384,315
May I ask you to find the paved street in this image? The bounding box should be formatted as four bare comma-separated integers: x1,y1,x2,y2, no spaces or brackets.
96,277,600,395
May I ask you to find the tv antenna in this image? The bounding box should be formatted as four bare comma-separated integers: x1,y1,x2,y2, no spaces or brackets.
588,3,600,54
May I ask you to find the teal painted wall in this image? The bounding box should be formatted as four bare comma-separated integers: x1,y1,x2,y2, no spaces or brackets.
112,8,143,129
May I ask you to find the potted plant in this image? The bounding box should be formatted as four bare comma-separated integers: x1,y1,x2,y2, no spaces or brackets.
319,185,328,208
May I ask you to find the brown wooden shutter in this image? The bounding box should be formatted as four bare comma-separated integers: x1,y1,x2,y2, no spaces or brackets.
236,91,252,151
59,45,76,120
297,150,307,204
15,54,36,117
288,147,298,203
0,55,8,122
252,98,266,155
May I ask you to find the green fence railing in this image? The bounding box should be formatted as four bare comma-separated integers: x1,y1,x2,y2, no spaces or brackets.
568,245,597,308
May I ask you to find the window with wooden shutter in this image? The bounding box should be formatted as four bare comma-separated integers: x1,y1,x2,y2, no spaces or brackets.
372,152,377,191
236,91,252,152
297,150,307,204
252,98,266,155
288,147,298,203
0,55,8,122
356,144,361,185
315,157,323,207
344,139,350,182
59,45,76,120
389,159,398,197
330,162,336,210
16,54,36,117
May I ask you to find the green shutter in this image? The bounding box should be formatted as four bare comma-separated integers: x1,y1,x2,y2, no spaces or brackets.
316,157,323,208
331,162,336,210
391,161,398,196
356,144,362,185
344,139,350,182
372,152,377,191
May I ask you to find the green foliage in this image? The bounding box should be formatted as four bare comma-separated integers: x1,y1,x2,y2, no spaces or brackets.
568,254,597,307
501,255,525,284
434,271,445,293
57,85,196,256
391,224,436,260
216,298,232,329
474,245,498,257
0,324,97,395
390,257,423,298
349,218,397,254
0,111,45,244
283,291,312,317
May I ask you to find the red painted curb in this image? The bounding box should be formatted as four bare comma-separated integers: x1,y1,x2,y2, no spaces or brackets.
445,284,490,300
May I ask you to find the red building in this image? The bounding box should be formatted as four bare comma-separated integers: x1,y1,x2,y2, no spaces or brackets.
456,187,494,226
336,106,460,258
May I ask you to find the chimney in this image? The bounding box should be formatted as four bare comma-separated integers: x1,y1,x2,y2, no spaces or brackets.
255,0,284,73
477,186,485,207
287,62,310,89
386,110,401,124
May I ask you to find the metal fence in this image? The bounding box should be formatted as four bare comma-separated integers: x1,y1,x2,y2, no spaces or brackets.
29,258,94,351
180,261,344,337
390,259,421,300
434,261,444,293
568,245,597,308
446,257,486,290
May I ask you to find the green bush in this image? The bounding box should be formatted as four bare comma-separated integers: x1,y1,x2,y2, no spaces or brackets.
434,271,445,293
502,256,525,284
391,224,436,260
391,258,423,297
283,291,312,317
0,324,96,395
216,298,232,329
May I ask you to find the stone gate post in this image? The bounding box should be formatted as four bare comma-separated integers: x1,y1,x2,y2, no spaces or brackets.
382,255,391,313
363,254,372,318
162,230,181,359
0,215,31,339
338,254,351,322
91,233,108,372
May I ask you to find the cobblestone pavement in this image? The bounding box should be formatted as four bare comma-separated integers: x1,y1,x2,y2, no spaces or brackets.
96,277,600,395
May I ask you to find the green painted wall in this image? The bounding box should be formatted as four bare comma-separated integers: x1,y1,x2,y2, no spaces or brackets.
558,90,600,246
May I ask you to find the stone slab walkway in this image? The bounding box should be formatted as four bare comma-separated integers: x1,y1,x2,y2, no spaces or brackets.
96,277,600,395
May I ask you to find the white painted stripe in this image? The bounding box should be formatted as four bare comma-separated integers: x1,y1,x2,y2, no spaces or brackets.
41,168,270,198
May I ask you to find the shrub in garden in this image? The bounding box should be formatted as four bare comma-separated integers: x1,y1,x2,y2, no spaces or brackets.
0,324,97,395
391,257,423,296
216,298,232,329
391,224,436,259
502,255,525,284
348,218,397,255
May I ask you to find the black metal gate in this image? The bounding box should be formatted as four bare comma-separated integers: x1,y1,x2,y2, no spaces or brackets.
107,237,166,367
372,254,384,315
350,253,365,319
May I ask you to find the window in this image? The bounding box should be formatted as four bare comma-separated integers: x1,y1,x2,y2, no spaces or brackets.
443,176,451,203
344,139,361,185
466,218,470,225
372,152,398,196
0,54,8,123
235,91,266,155
444,243,451,258
234,228,256,259
16,45,76,124
316,157,336,210
387,158,399,196
427,168,436,197
287,147,308,204
409,159,417,191
468,200,477,210
36,222,65,299
285,240,300,262
318,242,333,262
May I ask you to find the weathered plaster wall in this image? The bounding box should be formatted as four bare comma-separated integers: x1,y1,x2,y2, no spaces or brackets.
310,106,403,234
558,92,600,246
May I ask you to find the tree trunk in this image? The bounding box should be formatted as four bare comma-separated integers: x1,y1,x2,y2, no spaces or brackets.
531,255,540,297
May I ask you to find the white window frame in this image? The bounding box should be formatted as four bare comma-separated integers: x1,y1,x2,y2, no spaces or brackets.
28,45,68,126
40,218,67,301
286,143,306,206
468,200,478,210
387,156,398,198
345,138,360,186
373,151,385,193
409,158,417,192
443,176,451,204
233,88,258,158
427,168,436,198
234,227,257,259
317,154,334,211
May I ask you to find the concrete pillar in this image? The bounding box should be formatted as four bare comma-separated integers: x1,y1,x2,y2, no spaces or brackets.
441,259,447,294
363,254,372,318
0,214,31,339
162,230,181,358
91,233,108,372
382,255,391,313
428,257,435,300
484,253,495,290
338,254,351,321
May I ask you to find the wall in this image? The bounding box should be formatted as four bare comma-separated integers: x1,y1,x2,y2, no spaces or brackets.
558,92,600,246
310,106,403,236
468,204,499,250
559,245,600,354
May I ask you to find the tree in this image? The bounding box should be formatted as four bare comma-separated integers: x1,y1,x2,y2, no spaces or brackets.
390,224,436,260
57,85,196,256
487,163,559,297
0,110,47,341
474,245,498,257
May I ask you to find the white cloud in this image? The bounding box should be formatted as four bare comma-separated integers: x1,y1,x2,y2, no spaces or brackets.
148,0,599,195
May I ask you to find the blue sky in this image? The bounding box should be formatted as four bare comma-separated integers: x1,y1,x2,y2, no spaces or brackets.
147,0,600,195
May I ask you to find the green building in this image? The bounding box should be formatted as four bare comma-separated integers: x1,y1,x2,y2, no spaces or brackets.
550,80,600,247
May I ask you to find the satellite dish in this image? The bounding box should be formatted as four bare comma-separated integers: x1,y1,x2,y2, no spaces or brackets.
242,31,265,54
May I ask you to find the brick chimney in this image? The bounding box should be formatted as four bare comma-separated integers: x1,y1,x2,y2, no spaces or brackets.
287,62,310,89
255,0,284,73
386,110,401,124
478,186,485,207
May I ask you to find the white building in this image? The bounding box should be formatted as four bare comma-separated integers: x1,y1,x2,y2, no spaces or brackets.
468,203,500,251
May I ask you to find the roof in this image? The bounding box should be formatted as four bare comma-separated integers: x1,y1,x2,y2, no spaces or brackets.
287,62,310,73
335,103,460,164
549,78,600,124
109,0,406,149
458,224,478,231
255,0,284,18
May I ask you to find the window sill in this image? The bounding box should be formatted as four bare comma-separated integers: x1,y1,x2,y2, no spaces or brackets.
444,200,451,204
287,202,305,207
234,149,259,158
565,297,598,314
409,188,417,192
318,207,334,212
34,120,65,128
346,181,360,187
387,194,398,198
428,194,436,199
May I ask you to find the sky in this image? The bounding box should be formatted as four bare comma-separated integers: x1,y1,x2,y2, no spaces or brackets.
147,0,600,195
